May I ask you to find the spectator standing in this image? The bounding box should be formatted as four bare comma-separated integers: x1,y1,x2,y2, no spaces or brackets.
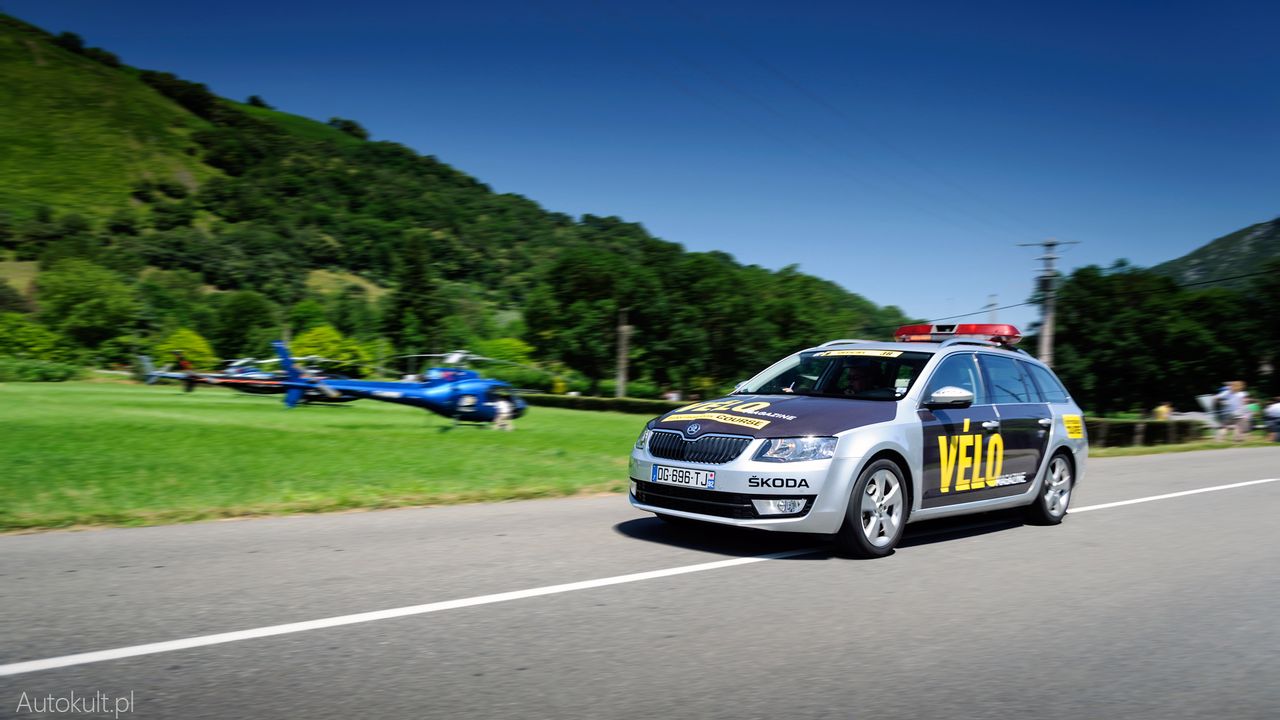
1215,381,1248,441
1212,382,1232,433
492,396,515,431
1153,401,1172,421
1265,397,1280,442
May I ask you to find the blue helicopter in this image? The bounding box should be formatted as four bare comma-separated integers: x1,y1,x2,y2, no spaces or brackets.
139,353,359,402
272,341,528,424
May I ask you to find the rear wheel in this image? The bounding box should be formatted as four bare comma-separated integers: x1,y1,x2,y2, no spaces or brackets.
1026,452,1073,525
833,459,907,558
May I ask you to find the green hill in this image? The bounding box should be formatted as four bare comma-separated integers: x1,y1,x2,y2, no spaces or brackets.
1151,218,1280,290
0,16,216,219
0,11,913,392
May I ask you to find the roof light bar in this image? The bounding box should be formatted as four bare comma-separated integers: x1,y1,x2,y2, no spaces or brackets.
894,323,1023,345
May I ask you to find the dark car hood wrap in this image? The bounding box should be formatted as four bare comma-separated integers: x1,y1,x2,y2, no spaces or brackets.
653,394,897,438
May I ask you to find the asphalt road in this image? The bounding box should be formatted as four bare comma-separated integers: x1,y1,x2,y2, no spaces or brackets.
2,447,1278,719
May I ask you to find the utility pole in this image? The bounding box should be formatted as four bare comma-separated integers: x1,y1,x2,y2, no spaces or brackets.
615,308,633,398
1018,238,1079,367
985,294,998,323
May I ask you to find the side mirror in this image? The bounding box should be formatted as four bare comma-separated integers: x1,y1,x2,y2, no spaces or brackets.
732,380,748,394
925,386,974,409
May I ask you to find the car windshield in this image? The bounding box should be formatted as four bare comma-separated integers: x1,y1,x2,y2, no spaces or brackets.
736,349,932,401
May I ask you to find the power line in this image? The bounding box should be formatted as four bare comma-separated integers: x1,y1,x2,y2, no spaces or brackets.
858,268,1277,334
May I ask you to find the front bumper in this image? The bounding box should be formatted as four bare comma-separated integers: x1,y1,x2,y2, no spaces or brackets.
628,445,858,534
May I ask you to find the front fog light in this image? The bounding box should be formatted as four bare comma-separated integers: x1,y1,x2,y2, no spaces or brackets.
630,480,637,496
752,498,807,515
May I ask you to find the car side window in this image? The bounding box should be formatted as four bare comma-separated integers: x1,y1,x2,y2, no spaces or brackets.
978,354,1034,404
923,353,987,404
1024,362,1070,403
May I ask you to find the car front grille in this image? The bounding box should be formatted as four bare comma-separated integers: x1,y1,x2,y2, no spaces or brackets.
633,480,758,518
631,480,815,520
648,431,751,464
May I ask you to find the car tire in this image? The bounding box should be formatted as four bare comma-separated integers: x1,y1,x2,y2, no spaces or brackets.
833,459,908,558
1025,452,1073,525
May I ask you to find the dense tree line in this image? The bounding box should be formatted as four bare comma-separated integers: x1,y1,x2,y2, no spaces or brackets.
1045,259,1280,414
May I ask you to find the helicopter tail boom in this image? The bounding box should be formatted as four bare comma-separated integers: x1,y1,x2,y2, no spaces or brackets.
271,341,301,383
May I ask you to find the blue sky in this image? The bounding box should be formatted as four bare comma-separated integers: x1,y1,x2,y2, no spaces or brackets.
6,0,1277,330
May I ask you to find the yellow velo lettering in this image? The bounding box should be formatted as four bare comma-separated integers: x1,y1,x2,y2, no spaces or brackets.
938,417,1006,494
676,400,773,415
972,428,984,488
938,435,957,493
955,435,974,492
985,434,1003,486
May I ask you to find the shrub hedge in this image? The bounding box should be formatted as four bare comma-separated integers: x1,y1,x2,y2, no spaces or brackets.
0,357,84,382
521,393,683,415
1084,418,1207,447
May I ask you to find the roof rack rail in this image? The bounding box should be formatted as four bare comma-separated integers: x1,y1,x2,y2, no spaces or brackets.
818,338,875,347
939,338,997,348
940,338,1030,355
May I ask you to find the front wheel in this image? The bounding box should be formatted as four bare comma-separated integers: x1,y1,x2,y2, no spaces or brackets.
833,459,907,558
1025,453,1073,525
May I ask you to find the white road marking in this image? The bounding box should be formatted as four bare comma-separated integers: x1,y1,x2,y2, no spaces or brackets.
0,548,819,677
1070,478,1277,513
3,476,1277,677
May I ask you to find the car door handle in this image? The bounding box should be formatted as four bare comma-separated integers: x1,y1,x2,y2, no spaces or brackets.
1038,418,1053,427
982,420,1000,431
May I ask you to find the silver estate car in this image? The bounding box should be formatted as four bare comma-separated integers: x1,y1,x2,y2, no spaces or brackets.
628,324,1088,558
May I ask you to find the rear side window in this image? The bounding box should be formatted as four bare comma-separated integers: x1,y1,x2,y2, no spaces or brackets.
923,353,988,404
978,354,1035,404
1024,362,1071,403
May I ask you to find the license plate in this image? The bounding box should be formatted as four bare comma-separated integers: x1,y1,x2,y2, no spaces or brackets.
651,465,715,489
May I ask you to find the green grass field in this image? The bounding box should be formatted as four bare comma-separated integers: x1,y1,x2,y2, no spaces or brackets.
0,381,645,530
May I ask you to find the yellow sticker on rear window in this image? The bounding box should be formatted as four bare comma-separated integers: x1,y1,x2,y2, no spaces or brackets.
813,349,903,357
1062,414,1084,439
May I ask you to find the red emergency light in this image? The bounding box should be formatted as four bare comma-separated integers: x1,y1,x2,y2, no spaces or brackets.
894,323,1022,345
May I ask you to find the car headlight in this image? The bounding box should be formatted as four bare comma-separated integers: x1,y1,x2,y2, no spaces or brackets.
755,436,837,462
635,427,652,450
